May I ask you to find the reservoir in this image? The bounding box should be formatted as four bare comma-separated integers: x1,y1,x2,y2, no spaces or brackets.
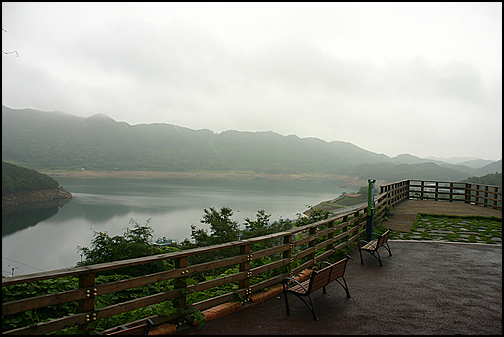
2,176,354,276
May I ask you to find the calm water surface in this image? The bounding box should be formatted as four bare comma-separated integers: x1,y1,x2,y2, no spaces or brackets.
2,177,353,276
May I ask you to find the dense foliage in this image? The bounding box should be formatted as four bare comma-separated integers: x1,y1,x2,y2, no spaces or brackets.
76,205,332,278
189,207,241,246
76,218,174,277
459,172,502,187
2,162,59,194
2,273,169,334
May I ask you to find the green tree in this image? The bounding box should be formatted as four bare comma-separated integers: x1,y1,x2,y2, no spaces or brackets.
295,207,332,226
77,218,168,277
243,210,272,239
193,207,240,245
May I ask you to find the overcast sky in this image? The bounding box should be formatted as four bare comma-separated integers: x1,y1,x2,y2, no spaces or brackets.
2,2,502,161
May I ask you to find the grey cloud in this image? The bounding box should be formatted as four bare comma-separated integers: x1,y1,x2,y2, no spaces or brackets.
2,2,501,160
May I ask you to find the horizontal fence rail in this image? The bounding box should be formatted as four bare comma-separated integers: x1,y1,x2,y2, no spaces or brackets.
2,180,501,334
404,181,502,209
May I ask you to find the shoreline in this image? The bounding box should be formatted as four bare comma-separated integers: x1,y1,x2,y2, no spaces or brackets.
2,188,72,214
41,170,377,187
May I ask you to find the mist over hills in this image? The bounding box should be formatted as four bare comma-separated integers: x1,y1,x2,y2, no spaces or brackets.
427,156,496,167
2,106,501,182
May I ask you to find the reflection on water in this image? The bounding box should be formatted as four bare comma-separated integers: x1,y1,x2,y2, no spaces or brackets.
2,207,60,237
2,177,353,276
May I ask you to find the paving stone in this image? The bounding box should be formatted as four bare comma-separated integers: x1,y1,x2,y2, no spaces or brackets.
430,230,456,234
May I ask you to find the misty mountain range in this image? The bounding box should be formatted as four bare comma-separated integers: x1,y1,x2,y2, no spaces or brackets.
2,106,501,182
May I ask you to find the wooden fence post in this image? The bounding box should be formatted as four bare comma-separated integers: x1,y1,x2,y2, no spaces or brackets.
283,233,293,277
308,227,317,265
493,186,500,208
174,256,188,319
239,242,251,299
327,219,335,251
77,272,96,334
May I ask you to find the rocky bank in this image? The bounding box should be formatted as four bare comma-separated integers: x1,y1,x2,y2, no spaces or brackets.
2,188,73,214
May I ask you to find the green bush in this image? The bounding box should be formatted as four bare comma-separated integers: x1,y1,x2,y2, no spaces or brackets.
76,218,173,277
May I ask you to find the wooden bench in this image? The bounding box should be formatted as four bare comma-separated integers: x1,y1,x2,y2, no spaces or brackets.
107,318,153,335
282,256,351,321
358,229,392,266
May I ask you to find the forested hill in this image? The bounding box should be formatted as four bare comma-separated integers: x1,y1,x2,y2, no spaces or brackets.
2,162,59,194
2,106,390,173
2,162,72,214
2,106,501,182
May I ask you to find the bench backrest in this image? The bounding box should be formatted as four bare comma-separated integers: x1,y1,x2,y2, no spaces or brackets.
308,256,350,293
328,257,349,283
377,229,391,249
310,265,333,292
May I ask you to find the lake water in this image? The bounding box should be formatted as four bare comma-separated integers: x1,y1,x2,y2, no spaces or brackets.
2,177,353,277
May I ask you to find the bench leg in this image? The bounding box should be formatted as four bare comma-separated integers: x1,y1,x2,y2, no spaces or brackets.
297,294,319,320
359,247,364,265
336,277,351,298
284,291,319,321
375,250,383,266
362,250,383,266
306,295,319,321
283,290,292,316
143,319,153,335
384,242,392,256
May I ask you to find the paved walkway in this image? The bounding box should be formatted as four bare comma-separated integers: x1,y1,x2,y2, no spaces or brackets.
175,240,502,335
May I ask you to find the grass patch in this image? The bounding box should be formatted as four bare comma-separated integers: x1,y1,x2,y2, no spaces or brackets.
389,213,502,244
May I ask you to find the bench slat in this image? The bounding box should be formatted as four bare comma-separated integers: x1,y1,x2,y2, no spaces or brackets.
312,266,332,290
329,260,347,282
361,240,378,251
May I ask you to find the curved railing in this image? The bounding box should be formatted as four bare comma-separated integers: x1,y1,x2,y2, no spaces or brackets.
2,180,501,334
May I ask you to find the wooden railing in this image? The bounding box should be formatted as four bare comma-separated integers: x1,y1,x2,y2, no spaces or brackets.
380,180,502,210
2,180,501,335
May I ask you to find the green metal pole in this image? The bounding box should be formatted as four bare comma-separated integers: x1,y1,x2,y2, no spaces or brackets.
366,179,376,241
